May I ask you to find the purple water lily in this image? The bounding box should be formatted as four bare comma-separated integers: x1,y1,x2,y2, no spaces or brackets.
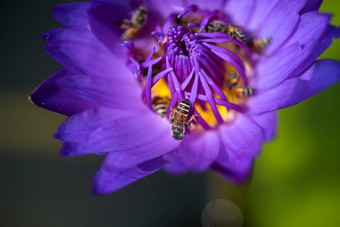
31,0,340,195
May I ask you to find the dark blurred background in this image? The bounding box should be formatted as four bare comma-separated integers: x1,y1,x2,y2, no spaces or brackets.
1,0,340,226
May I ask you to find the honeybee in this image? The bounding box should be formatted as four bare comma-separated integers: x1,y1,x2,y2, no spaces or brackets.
226,72,240,89
226,72,255,98
152,96,169,118
169,99,196,140
249,37,271,54
233,87,255,98
204,22,246,43
120,6,148,40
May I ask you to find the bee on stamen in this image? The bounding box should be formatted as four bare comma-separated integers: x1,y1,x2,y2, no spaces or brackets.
152,96,169,118
120,6,148,41
226,72,240,89
249,37,271,54
204,22,246,43
169,99,197,140
233,87,255,98
226,72,255,98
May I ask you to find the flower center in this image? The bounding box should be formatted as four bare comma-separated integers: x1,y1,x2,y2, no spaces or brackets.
121,5,270,132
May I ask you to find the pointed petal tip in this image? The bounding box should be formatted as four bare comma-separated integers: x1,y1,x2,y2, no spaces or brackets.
211,157,255,185
91,180,113,196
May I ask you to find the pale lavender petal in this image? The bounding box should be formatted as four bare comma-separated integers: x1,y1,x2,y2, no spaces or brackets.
219,114,264,158
164,130,220,173
257,0,307,54
251,111,278,142
248,59,340,114
256,11,334,91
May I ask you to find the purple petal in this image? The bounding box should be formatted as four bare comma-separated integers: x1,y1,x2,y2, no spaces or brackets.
187,0,226,12
164,161,190,176
44,40,134,84
256,11,333,91
88,0,164,54
211,153,254,184
42,26,98,45
57,74,143,109
52,2,90,27
90,0,134,5
92,156,165,195
248,59,340,113
87,2,131,54
279,59,340,109
283,12,331,49
300,0,322,14
56,107,180,160
255,42,302,91
145,0,184,18
247,0,279,31
223,0,255,26
55,108,137,142
102,127,180,169
257,0,307,54
30,69,97,116
164,130,220,173
218,114,264,158
251,111,278,142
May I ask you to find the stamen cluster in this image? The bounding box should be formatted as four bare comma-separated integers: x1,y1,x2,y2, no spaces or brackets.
124,5,267,131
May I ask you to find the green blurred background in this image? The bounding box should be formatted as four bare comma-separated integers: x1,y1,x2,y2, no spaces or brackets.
0,0,339,226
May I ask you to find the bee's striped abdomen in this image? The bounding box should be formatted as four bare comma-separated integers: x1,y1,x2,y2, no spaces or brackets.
152,96,168,117
234,87,255,98
177,99,191,115
234,29,246,43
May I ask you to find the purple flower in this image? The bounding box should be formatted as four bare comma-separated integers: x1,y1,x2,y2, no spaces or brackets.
30,0,340,195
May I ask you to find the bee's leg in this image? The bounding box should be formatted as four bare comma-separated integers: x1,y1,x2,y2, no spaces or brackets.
185,114,199,129
229,32,235,40
169,111,175,123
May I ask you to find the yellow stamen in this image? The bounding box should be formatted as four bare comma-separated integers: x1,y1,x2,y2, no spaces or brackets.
152,78,171,97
